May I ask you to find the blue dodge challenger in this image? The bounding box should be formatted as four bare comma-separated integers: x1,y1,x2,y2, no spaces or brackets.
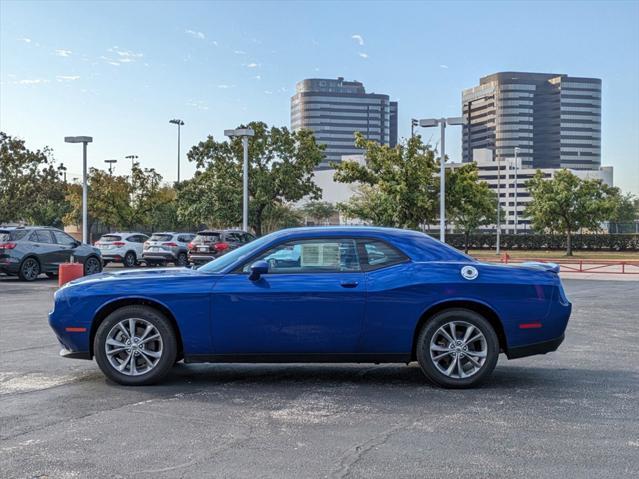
49,227,571,388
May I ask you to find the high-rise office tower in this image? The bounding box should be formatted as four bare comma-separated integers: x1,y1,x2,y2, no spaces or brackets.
462,72,601,170
291,77,398,168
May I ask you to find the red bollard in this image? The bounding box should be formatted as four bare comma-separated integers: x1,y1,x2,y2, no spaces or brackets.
59,263,84,286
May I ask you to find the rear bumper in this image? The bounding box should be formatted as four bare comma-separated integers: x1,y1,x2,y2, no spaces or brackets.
100,254,123,262
506,334,565,359
143,252,176,262
189,253,219,264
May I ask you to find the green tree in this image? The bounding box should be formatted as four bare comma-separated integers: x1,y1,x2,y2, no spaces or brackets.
446,163,498,253
333,133,438,228
525,169,618,255
0,132,69,227
301,200,337,225
177,122,324,235
608,193,637,233
261,203,304,233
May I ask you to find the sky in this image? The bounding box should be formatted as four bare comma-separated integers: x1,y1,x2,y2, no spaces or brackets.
1,0,638,194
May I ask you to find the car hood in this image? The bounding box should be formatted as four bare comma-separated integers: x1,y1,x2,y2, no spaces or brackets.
65,267,204,287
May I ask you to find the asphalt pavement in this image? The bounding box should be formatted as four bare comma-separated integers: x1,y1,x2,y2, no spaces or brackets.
0,274,638,478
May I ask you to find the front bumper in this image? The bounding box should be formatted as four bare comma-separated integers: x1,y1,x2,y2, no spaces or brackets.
59,347,91,360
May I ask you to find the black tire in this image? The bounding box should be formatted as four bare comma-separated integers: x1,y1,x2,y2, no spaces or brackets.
416,309,499,389
94,305,177,386
84,256,102,275
176,252,188,267
123,251,136,268
18,257,41,281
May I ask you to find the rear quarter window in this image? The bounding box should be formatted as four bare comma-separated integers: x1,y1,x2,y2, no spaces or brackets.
1,230,29,241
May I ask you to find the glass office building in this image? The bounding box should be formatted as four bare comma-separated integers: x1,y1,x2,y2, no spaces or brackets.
462,72,601,170
291,77,398,169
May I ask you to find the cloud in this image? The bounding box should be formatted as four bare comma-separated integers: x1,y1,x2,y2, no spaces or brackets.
254,75,261,80
17,79,49,85
187,100,209,110
19,37,32,43
233,50,246,55
264,90,273,95
351,34,364,46
439,64,449,69
56,75,80,82
185,29,205,40
112,48,143,59
246,62,258,68
212,40,219,47
55,49,72,57
217,84,235,89
358,52,368,59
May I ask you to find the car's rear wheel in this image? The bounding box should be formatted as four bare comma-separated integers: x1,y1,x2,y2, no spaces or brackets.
123,251,136,268
94,305,177,386
19,257,41,281
176,253,188,267
84,256,102,275
416,309,499,389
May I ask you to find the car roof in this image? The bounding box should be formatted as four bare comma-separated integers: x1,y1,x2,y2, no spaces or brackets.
103,232,146,235
196,229,246,234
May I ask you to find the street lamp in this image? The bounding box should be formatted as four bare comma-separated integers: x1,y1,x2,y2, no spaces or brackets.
104,159,117,175
411,119,418,138
418,117,465,242
169,119,184,182
64,136,93,244
224,128,255,232
125,154,138,173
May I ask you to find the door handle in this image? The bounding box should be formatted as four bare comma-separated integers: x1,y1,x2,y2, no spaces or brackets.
340,281,359,288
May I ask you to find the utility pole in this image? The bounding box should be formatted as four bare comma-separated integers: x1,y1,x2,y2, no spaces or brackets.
169,119,184,183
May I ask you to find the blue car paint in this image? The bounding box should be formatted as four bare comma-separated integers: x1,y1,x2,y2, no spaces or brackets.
49,226,571,361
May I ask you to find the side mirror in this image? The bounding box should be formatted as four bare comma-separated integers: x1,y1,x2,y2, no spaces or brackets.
248,260,269,281
73,240,82,248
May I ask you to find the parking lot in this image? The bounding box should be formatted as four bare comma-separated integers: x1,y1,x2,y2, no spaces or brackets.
1,274,638,478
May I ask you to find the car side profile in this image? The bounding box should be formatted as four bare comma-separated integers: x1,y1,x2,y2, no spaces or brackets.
49,227,571,388
0,226,102,281
95,232,148,267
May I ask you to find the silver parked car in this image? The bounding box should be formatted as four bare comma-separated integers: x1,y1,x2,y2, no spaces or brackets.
142,232,195,267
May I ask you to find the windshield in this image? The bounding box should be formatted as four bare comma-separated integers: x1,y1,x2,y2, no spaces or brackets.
100,235,122,242
198,234,273,273
150,234,173,242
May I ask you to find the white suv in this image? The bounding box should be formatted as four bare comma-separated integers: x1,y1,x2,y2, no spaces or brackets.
95,232,148,267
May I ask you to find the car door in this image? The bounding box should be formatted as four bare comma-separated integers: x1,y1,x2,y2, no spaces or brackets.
51,230,80,267
31,229,59,273
209,237,366,355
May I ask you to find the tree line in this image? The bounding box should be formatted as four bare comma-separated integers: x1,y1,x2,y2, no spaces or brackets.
1,126,637,255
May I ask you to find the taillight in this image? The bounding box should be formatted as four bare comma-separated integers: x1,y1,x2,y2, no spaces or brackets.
0,242,16,249
144,241,150,246
113,242,125,246
214,242,229,251
162,242,178,247
187,242,195,250
94,241,101,246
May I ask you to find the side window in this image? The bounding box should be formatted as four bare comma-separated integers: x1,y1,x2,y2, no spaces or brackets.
245,233,255,242
52,230,77,246
242,238,360,274
35,230,54,244
359,239,408,271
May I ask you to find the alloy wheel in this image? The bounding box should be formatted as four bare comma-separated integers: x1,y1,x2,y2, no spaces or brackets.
124,252,136,267
429,320,487,379
21,258,40,281
85,257,101,275
105,318,164,376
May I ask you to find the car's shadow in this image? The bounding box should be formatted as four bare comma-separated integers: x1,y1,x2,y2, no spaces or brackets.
149,361,635,395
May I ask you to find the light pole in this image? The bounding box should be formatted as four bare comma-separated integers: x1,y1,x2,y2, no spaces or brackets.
224,128,255,232
418,117,465,242
125,154,138,173
513,147,520,234
169,119,184,182
64,136,93,244
104,159,117,175
411,119,418,138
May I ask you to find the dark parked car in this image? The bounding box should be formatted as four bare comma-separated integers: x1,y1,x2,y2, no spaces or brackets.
188,229,254,265
0,226,102,281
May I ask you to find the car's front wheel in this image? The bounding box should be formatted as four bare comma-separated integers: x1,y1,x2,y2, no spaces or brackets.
416,309,499,389
94,305,177,386
84,256,102,275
